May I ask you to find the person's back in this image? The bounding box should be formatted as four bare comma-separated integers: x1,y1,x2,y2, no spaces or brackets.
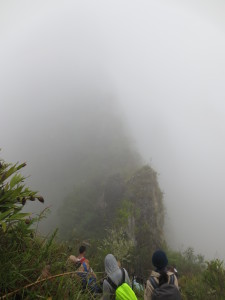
75,246,90,287
144,250,180,300
103,254,131,300
145,270,179,300
69,245,101,294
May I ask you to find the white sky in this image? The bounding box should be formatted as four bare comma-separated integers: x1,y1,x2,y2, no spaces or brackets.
1,0,225,259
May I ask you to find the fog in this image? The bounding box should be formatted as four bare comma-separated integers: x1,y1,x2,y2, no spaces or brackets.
1,0,225,259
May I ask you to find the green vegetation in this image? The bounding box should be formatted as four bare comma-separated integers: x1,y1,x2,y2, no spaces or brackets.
166,248,225,299
0,223,104,299
0,156,103,299
1,155,225,299
167,247,205,276
58,165,165,277
0,159,43,232
180,258,225,299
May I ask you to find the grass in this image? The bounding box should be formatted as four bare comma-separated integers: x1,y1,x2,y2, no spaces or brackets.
3,220,225,299
0,225,105,299
1,157,224,299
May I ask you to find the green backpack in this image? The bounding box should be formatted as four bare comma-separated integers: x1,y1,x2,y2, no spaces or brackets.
107,268,137,300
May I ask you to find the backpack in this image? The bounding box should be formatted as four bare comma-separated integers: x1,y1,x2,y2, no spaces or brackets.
107,268,137,300
75,257,85,270
76,258,101,293
149,274,182,300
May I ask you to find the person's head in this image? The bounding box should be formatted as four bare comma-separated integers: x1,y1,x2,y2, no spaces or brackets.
79,245,86,255
152,250,168,271
104,254,119,276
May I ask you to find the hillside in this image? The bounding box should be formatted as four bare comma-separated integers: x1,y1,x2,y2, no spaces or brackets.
58,164,164,276
1,156,225,299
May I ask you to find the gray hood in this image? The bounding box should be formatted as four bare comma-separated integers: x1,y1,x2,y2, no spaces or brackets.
103,254,131,298
104,254,119,276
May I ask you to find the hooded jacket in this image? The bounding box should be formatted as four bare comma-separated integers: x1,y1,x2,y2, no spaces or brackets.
103,254,131,300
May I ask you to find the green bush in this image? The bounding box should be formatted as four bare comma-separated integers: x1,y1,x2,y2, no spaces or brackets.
180,259,225,300
0,157,44,233
0,156,103,299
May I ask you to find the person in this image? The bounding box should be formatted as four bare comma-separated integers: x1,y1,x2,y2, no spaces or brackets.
144,250,180,300
69,245,101,294
103,254,131,300
132,275,144,292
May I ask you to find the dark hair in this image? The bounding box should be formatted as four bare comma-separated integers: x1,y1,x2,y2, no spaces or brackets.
152,250,168,270
79,245,86,254
158,270,168,286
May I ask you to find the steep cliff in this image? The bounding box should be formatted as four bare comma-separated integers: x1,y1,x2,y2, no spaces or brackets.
59,164,164,275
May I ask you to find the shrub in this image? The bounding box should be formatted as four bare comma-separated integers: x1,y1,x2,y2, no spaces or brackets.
0,157,44,233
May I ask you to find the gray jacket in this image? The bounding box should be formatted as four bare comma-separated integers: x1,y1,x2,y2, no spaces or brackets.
103,254,131,300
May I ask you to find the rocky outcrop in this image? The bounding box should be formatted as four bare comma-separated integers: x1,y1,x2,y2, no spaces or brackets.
59,164,164,274
126,166,164,248
101,165,164,275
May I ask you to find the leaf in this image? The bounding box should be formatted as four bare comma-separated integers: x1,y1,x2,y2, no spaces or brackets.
1,221,6,232
0,209,13,221
1,165,17,182
10,174,23,189
16,162,26,171
0,204,14,208
9,212,31,220
4,182,9,191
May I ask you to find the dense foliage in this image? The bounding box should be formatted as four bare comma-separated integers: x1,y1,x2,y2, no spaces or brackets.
180,259,225,299
0,156,102,299
58,165,164,276
2,155,225,299
0,158,43,232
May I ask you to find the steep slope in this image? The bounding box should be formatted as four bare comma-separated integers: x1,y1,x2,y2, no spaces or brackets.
58,165,164,274
57,96,164,273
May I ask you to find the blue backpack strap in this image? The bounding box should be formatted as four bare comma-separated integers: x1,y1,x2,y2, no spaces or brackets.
169,274,175,285
82,261,88,273
149,276,159,290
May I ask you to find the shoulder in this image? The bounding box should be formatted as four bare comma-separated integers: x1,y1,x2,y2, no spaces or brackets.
83,258,90,266
123,268,129,276
151,270,160,277
103,278,108,286
103,278,114,295
147,271,160,282
145,271,160,291
103,279,114,300
80,257,89,264
122,268,131,285
145,276,156,299
68,255,78,263
167,271,179,287
103,278,111,289
167,271,177,280
167,271,174,276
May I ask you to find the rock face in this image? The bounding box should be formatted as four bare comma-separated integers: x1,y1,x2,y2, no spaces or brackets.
124,166,164,275
126,166,164,247
59,164,164,275
102,165,164,275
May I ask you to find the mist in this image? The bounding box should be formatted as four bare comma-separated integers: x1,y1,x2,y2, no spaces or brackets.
1,0,225,260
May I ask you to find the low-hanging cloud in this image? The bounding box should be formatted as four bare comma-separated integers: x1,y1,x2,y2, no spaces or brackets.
1,0,225,259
